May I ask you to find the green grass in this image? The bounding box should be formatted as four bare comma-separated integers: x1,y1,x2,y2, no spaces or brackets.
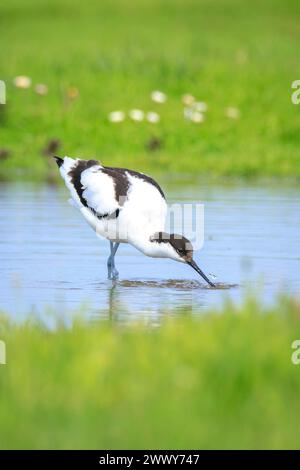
0,0,300,180
1,297,300,449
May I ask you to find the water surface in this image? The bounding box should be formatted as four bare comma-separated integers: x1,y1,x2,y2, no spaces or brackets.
1,182,299,325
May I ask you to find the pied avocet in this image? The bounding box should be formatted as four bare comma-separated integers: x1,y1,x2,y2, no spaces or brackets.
54,156,214,286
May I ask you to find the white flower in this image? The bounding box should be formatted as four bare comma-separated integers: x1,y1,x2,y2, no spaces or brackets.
184,108,204,123
151,90,167,103
129,109,144,121
146,112,160,123
225,107,240,119
194,101,207,112
191,112,205,123
183,107,194,120
182,94,195,106
35,84,48,95
108,111,125,123
13,76,31,89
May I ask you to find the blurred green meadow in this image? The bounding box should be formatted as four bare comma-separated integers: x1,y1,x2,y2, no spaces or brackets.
0,0,300,179
1,298,300,449
1,0,300,451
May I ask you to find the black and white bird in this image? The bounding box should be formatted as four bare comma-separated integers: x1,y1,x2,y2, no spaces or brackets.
54,156,215,286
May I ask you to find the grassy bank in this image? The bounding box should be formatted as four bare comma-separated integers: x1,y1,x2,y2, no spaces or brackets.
0,0,300,180
1,297,300,449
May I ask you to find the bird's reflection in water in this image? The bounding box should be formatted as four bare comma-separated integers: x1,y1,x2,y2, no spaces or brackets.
107,282,120,322
93,279,235,325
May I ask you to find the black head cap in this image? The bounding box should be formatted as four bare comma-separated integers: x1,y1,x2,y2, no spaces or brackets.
151,231,215,287
153,232,193,260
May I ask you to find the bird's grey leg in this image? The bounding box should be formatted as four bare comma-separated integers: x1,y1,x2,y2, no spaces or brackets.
107,241,114,279
107,242,120,280
111,242,120,279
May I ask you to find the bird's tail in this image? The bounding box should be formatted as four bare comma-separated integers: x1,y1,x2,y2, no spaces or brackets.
53,155,82,208
53,155,77,174
53,156,64,168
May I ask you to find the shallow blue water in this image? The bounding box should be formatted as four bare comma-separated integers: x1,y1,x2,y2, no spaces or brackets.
0,182,299,325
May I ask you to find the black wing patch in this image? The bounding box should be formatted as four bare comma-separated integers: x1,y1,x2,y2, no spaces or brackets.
89,207,120,220
101,167,130,203
104,166,165,199
68,160,165,220
68,159,99,208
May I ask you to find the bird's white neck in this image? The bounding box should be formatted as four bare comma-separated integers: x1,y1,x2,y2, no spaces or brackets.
129,232,174,259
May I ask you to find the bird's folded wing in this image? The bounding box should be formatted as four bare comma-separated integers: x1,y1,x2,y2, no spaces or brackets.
80,167,121,217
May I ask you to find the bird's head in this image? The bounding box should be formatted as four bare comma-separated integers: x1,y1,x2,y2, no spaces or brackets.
151,232,215,287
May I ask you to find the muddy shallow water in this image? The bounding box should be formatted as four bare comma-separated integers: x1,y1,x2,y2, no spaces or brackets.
0,182,299,325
